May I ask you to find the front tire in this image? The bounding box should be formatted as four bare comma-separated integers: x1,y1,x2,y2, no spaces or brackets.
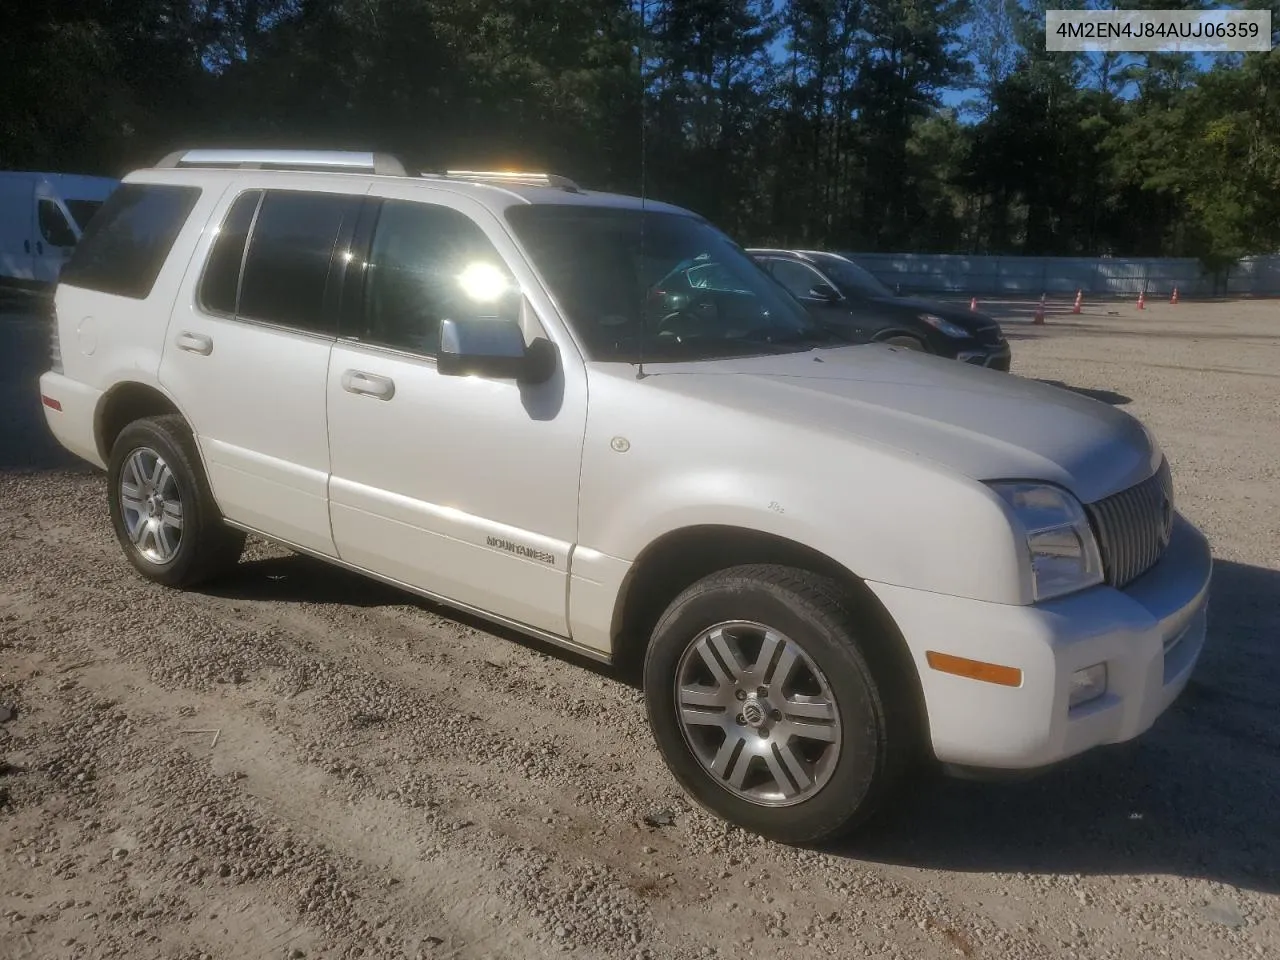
107,415,245,588
642,564,912,844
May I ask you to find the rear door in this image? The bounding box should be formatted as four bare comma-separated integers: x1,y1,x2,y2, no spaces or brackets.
158,183,366,556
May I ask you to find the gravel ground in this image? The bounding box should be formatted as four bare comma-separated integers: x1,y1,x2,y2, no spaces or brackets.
1,294,1277,960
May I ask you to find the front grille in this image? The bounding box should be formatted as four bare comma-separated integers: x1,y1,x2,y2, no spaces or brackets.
1085,459,1174,588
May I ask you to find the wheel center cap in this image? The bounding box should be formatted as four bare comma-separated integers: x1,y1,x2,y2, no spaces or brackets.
741,697,769,728
147,495,161,517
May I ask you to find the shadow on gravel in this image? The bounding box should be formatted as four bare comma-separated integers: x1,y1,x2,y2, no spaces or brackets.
841,558,1280,895
206,554,408,608
202,552,628,683
1036,380,1132,405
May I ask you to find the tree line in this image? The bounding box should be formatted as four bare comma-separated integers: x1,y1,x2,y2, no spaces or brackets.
4,1,1278,266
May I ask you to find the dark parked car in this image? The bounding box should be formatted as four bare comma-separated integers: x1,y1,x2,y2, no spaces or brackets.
747,248,1011,371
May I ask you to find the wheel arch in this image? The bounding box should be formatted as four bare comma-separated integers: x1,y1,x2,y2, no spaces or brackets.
94,380,188,464
609,524,929,746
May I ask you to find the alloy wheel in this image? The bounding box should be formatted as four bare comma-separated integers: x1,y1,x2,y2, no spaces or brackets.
118,446,184,564
673,620,842,807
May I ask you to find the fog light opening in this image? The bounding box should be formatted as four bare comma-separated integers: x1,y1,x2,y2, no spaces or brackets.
1069,663,1108,708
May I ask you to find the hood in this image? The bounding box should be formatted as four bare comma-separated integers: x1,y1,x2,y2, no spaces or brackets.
866,294,1000,335
630,345,1158,504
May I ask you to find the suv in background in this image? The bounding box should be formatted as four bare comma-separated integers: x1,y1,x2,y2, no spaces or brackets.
39,149,1211,844
749,248,1012,371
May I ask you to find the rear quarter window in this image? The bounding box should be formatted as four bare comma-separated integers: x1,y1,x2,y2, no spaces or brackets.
198,190,263,316
60,182,202,300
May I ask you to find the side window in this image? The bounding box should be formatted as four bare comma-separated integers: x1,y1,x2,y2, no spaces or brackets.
237,190,356,335
38,200,78,248
769,259,826,300
361,199,518,357
198,190,262,316
59,182,202,300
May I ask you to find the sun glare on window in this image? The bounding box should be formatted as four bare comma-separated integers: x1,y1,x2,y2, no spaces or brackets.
458,262,509,303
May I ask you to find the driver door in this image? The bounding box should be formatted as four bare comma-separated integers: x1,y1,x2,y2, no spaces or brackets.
325,189,588,636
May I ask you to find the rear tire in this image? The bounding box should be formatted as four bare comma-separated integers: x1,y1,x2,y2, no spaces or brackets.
642,564,914,844
107,415,245,588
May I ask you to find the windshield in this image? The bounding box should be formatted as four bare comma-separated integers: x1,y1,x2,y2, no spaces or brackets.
505,205,841,362
813,255,893,298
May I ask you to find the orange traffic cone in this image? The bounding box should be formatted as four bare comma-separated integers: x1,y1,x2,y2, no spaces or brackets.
1033,294,1046,325
1072,289,1082,314
969,297,977,312
1170,287,1179,305
1137,290,1146,310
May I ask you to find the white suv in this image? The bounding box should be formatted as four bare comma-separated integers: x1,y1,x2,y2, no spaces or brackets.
39,149,1212,843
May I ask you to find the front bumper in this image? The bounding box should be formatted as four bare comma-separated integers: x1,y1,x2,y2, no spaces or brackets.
866,513,1211,770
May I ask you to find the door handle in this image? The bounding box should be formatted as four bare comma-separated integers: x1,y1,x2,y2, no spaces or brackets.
36,241,43,255
23,240,30,254
175,331,213,356
341,370,395,400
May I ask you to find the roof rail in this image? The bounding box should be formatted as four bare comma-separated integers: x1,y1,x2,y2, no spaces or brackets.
155,149,409,177
426,169,583,193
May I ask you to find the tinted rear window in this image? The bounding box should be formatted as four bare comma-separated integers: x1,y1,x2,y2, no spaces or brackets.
60,183,201,300
237,190,355,335
198,190,262,315
65,199,105,232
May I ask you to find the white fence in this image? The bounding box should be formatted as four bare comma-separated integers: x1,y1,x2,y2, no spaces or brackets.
845,253,1280,298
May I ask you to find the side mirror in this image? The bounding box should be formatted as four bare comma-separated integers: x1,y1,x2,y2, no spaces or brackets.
808,282,841,302
437,317,557,385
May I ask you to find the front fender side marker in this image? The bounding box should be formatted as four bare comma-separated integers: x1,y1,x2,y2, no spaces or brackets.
926,651,1023,688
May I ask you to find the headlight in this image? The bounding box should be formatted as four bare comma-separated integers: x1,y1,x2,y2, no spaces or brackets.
989,482,1104,601
918,314,970,338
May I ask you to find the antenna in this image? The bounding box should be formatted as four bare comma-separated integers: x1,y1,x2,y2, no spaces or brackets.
636,0,649,380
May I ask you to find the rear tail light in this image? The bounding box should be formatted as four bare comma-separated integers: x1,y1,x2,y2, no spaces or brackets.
50,302,64,373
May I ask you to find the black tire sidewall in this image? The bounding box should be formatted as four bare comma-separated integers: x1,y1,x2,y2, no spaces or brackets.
643,570,889,844
107,417,216,587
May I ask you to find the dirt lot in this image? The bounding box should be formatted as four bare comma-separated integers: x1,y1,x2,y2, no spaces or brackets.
2,295,1277,960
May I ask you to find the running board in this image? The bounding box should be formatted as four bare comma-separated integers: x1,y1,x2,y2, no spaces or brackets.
222,520,613,666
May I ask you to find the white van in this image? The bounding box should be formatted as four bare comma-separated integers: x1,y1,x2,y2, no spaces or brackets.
0,172,119,290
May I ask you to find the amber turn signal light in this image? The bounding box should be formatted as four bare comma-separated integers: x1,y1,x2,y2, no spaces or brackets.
926,651,1023,687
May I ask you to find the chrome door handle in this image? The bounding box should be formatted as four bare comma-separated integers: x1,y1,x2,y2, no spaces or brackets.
341,370,395,400
175,331,213,356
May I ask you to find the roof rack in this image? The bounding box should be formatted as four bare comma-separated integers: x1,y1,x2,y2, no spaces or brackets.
155,149,409,177
425,169,583,193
